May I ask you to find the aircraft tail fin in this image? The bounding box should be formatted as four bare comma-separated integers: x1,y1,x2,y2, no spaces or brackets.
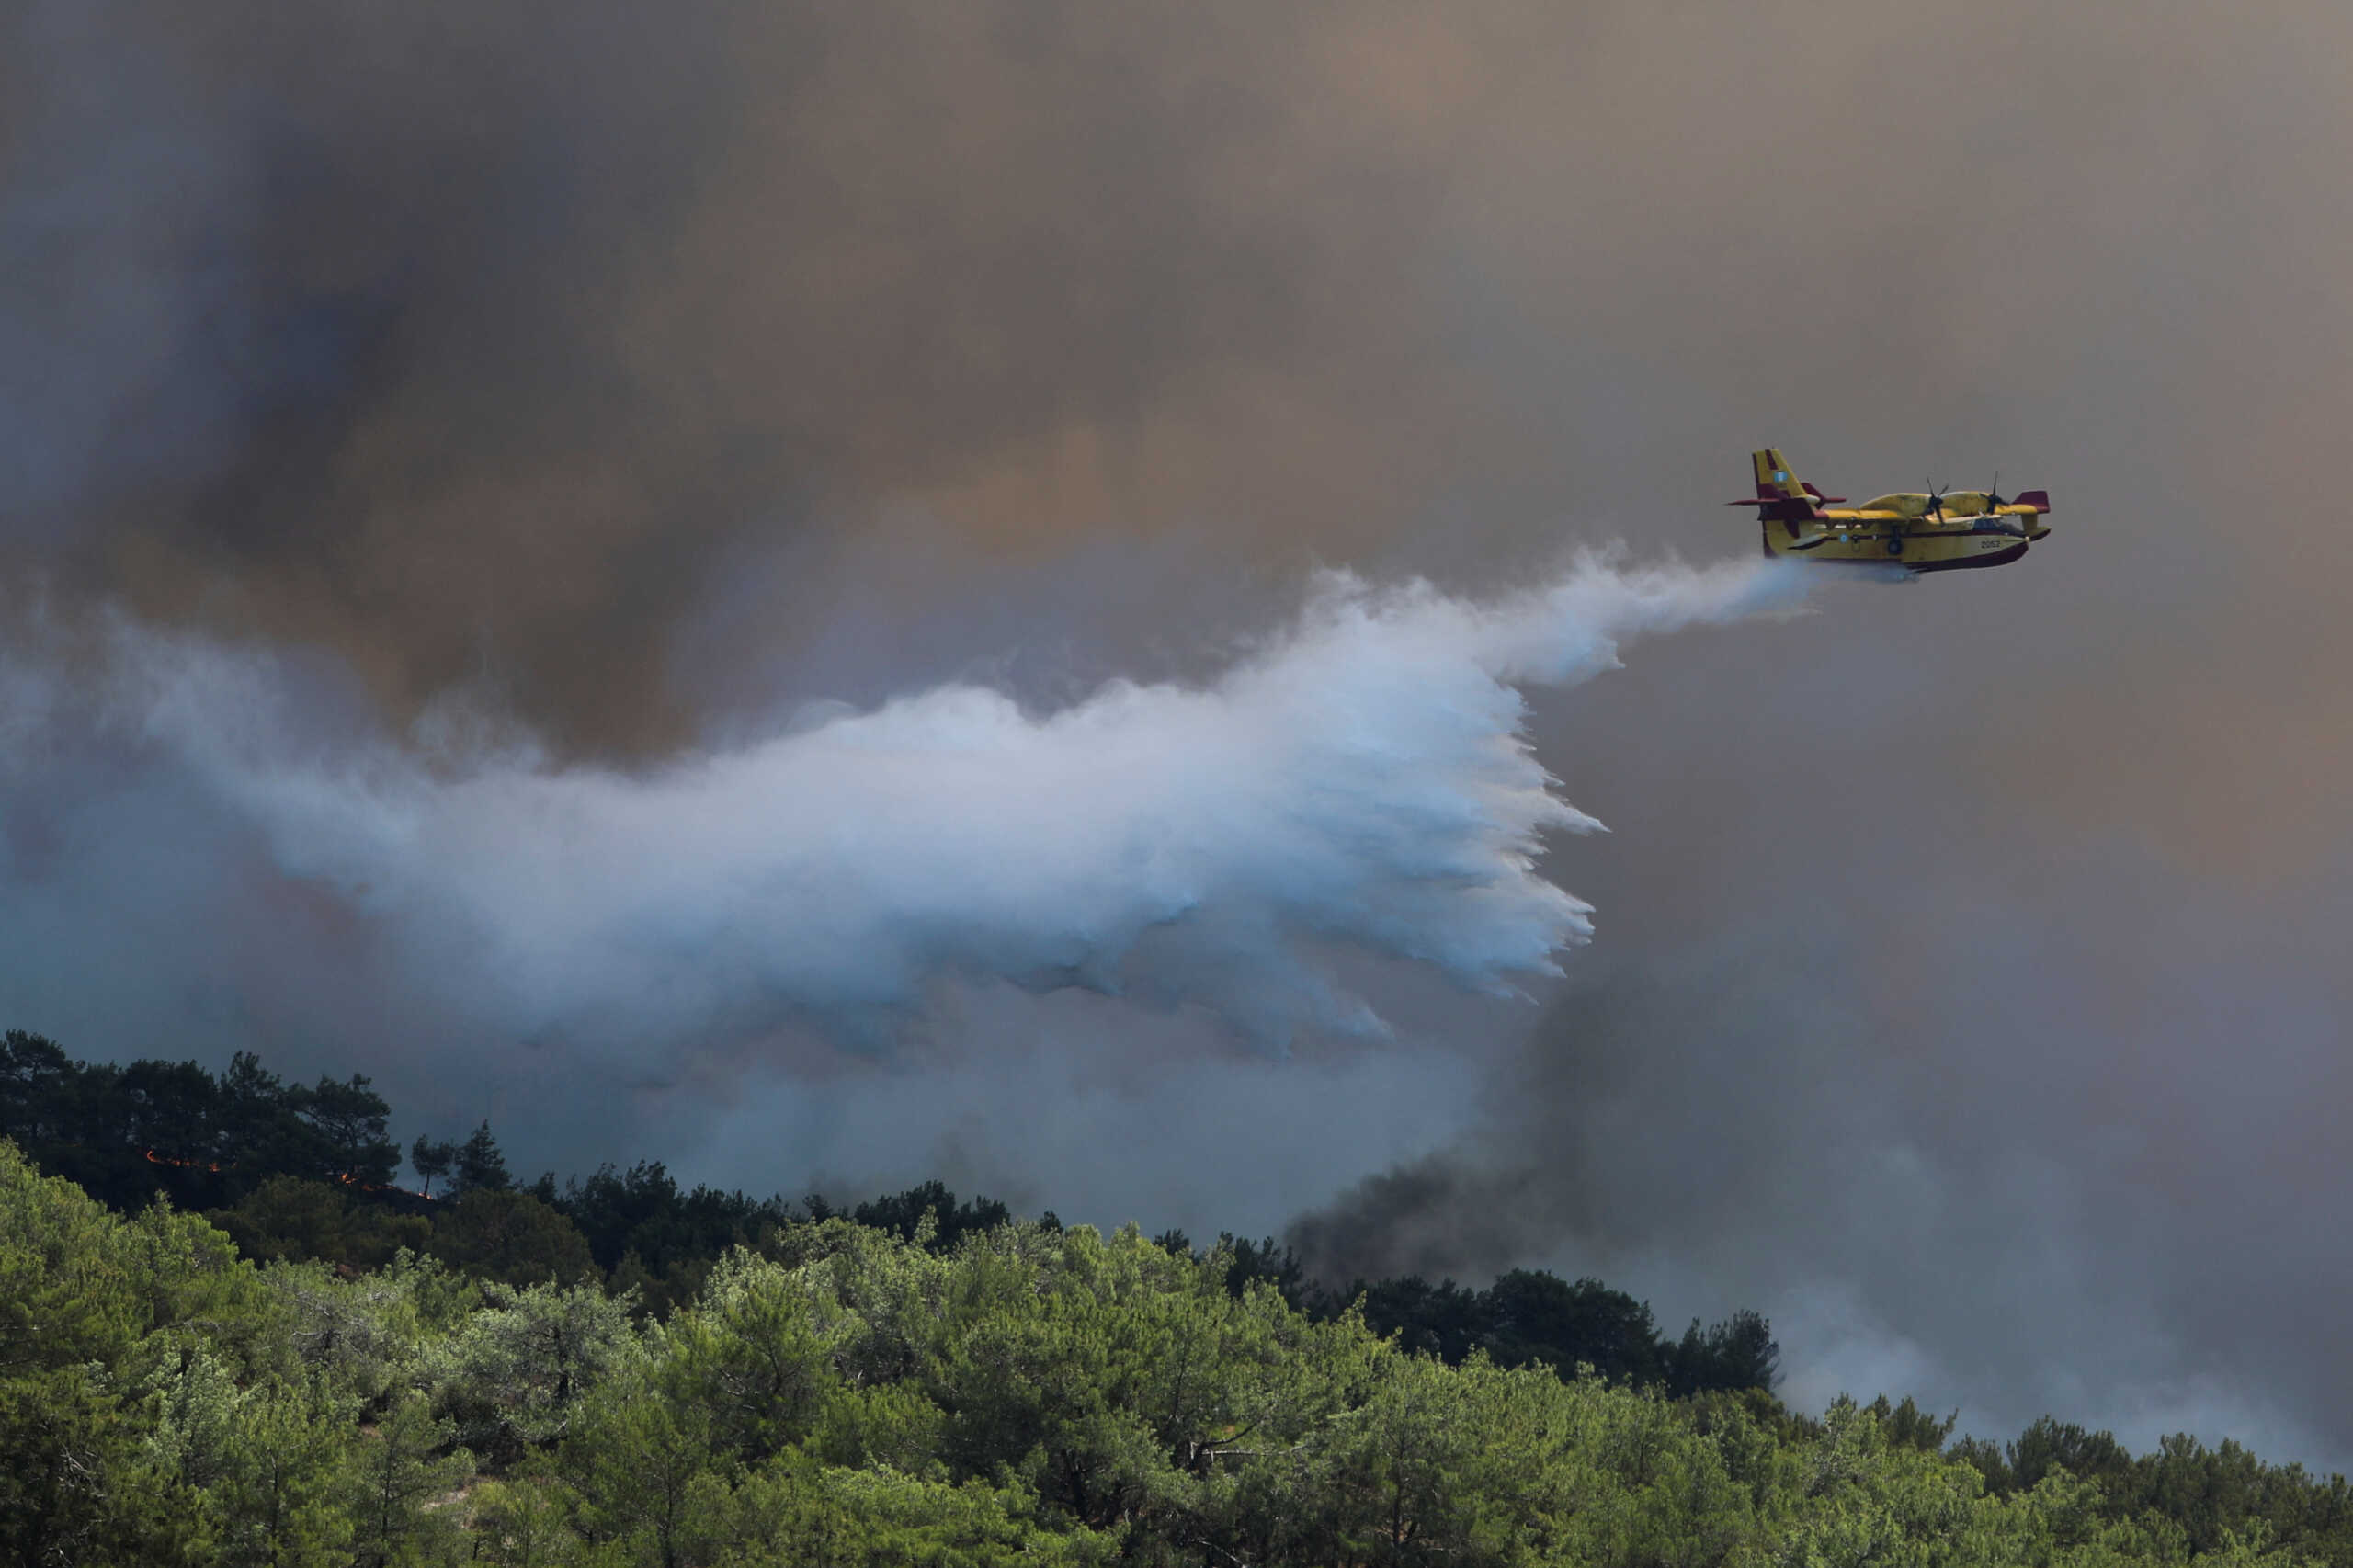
1732,448,1829,553
1752,449,1807,502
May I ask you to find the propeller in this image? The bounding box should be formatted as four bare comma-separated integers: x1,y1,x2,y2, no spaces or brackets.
1922,479,1949,522
1982,470,2029,537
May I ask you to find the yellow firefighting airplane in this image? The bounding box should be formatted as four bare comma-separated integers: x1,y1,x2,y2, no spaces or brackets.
1733,448,2051,573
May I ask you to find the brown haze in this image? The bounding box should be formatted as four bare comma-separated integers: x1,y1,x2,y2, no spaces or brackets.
7,0,2353,1464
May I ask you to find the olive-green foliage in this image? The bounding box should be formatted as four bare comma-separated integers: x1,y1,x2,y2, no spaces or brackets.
264,1250,477,1411
661,1248,847,1461
0,1141,371,1566
347,1390,475,1568
714,1456,1119,1568
10,1135,2353,1567
547,1160,800,1318
2,1134,147,1372
1347,1267,1779,1400
465,1471,582,1568
0,1363,140,1567
2,1032,404,1210
209,1174,602,1295
210,1175,436,1273
0,1142,475,1568
426,1188,598,1288
136,1353,360,1568
433,1278,641,1461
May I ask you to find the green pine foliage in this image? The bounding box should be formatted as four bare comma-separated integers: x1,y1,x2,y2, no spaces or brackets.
8,1033,2353,1565
7,1137,2353,1564
3,1029,404,1212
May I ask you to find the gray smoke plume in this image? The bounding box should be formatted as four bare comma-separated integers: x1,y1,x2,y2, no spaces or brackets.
6,558,1799,1059
4,0,1493,756
1284,734,2353,1469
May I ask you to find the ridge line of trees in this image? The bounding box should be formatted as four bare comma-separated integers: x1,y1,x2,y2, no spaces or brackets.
1,1029,1778,1399
6,1028,2353,1562
7,1134,2351,1566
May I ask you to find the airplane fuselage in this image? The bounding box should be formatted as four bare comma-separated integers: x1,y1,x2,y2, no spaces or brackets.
1766,511,2034,573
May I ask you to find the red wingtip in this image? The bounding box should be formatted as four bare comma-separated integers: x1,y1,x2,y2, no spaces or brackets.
2013,489,2050,513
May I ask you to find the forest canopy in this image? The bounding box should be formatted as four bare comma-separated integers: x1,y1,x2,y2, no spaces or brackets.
4,1029,2349,1566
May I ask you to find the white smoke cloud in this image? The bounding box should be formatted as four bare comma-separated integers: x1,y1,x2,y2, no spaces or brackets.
25,554,1802,1058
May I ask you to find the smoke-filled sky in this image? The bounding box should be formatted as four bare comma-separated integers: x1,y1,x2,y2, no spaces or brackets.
7,0,2353,1468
